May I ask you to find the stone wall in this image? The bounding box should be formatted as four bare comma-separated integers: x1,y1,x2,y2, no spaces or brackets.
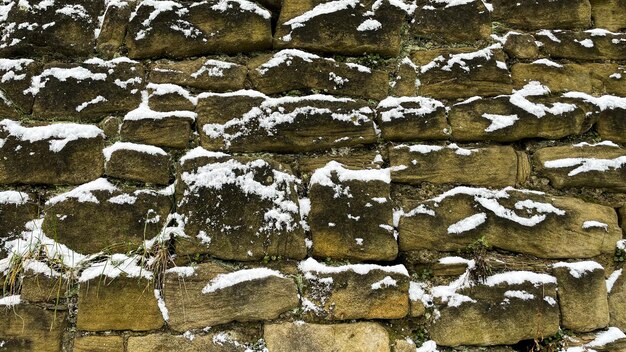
0,0,625,351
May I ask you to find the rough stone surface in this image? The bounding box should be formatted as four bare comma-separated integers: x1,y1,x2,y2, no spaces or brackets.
43,181,172,254
20,272,66,302
149,58,247,91
389,144,528,187
163,262,299,331
552,262,610,332
377,97,449,141
492,0,591,29
0,191,38,238
535,30,626,60
104,143,170,185
96,1,131,57
608,264,626,331
176,155,307,261
0,58,38,114
264,322,391,352
73,336,125,352
0,120,105,185
410,0,491,42
412,46,513,99
248,50,388,100
590,0,626,31
309,163,397,261
274,0,409,57
120,114,193,149
125,0,273,58
0,305,67,352
77,276,164,331
127,331,259,352
534,144,626,191
399,187,621,258
503,33,540,59
197,93,377,153
597,107,626,143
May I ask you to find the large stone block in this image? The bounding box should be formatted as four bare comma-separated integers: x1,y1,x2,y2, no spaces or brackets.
564,92,626,143
29,59,144,121
412,45,513,99
299,258,409,320
77,276,164,331
176,152,307,261
376,96,449,141
448,82,592,142
535,30,626,60
125,0,272,58
511,62,594,94
430,271,559,346
163,262,299,331
0,304,67,352
0,58,39,114
42,178,172,254
608,264,626,330
127,331,261,352
0,120,104,185
103,142,170,185
264,322,391,352
149,58,247,91
491,0,591,29
534,142,626,191
590,0,626,31
0,0,104,57
399,187,621,258
552,261,610,332
389,144,529,187
274,0,413,57
308,162,396,261
120,101,195,149
248,49,388,100
410,0,491,42
95,0,132,57
197,92,377,153
73,336,125,352
0,191,38,238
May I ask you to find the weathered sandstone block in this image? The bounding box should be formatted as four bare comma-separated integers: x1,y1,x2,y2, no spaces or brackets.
0,191,38,238
120,101,195,149
0,119,104,185
176,151,307,261
163,262,299,331
534,142,626,191
197,92,377,153
399,186,621,258
590,0,626,31
264,321,391,352
127,331,261,352
552,261,610,332
73,336,125,352
0,304,67,352
104,142,170,185
96,0,132,57
248,49,388,100
274,0,413,57
491,0,591,29
299,258,409,320
309,162,397,261
608,263,626,330
149,58,247,91
410,0,491,42
0,58,39,114
126,0,272,58
535,29,626,60
376,96,449,141
43,178,172,254
389,144,529,187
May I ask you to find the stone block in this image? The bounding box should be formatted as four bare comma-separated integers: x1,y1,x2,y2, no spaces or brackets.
534,142,626,191
274,0,412,57
176,153,306,261
264,322,391,352
248,49,388,100
125,0,272,58
399,186,621,258
104,142,170,185
163,262,299,331
0,120,104,185
197,92,377,153
389,144,528,187
308,162,396,261
299,258,409,320
42,178,172,254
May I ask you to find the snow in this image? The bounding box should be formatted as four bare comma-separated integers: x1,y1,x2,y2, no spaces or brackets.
0,295,20,307
553,261,603,278
431,0,475,7
531,59,563,68
154,289,169,321
357,18,382,31
582,220,609,231
482,113,519,132
0,58,33,82
310,161,391,196
179,147,229,165
299,257,409,276
438,256,473,265
55,4,89,19
586,327,626,348
190,59,236,78
606,269,622,293
509,81,577,118
24,67,107,96
573,141,619,148
536,30,561,43
75,95,107,112
409,281,430,305
47,178,118,206
419,44,502,74
0,119,104,153
283,0,360,30
395,143,477,156
371,276,397,289
202,268,284,294
503,290,535,300
209,0,271,19
575,38,594,48
484,271,557,287
377,96,444,122
86,57,138,67
543,156,626,176
256,49,324,75
447,213,487,234
416,340,439,352
0,190,29,205
103,141,167,161
124,91,197,121
585,28,617,36
562,92,626,111
79,253,153,282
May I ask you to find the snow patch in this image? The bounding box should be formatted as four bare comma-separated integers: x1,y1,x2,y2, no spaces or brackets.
202,268,284,293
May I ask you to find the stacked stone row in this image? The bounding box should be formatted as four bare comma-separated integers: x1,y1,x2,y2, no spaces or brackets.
0,0,625,351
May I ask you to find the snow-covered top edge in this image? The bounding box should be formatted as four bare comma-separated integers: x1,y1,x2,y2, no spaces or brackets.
201,267,284,293
79,253,153,282
298,257,409,276
124,101,197,121
47,178,118,206
84,57,138,67
310,161,391,187
0,190,30,205
179,146,230,165
562,92,626,111
377,96,444,109
553,261,604,278
484,270,557,287
573,141,620,148
0,119,104,153
531,59,563,68
394,143,477,156
438,256,473,265
208,0,272,19
103,142,167,161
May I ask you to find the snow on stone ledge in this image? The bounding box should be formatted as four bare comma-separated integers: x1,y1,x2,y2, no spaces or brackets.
544,156,626,177
394,143,477,156
0,295,21,307
46,178,118,206
124,91,197,121
553,261,604,278
103,141,167,162
562,92,626,111
310,161,391,188
0,190,29,205
79,253,153,282
377,96,444,122
179,147,229,165
201,267,284,294
298,257,409,276
0,119,104,153
484,271,557,287
582,220,609,231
